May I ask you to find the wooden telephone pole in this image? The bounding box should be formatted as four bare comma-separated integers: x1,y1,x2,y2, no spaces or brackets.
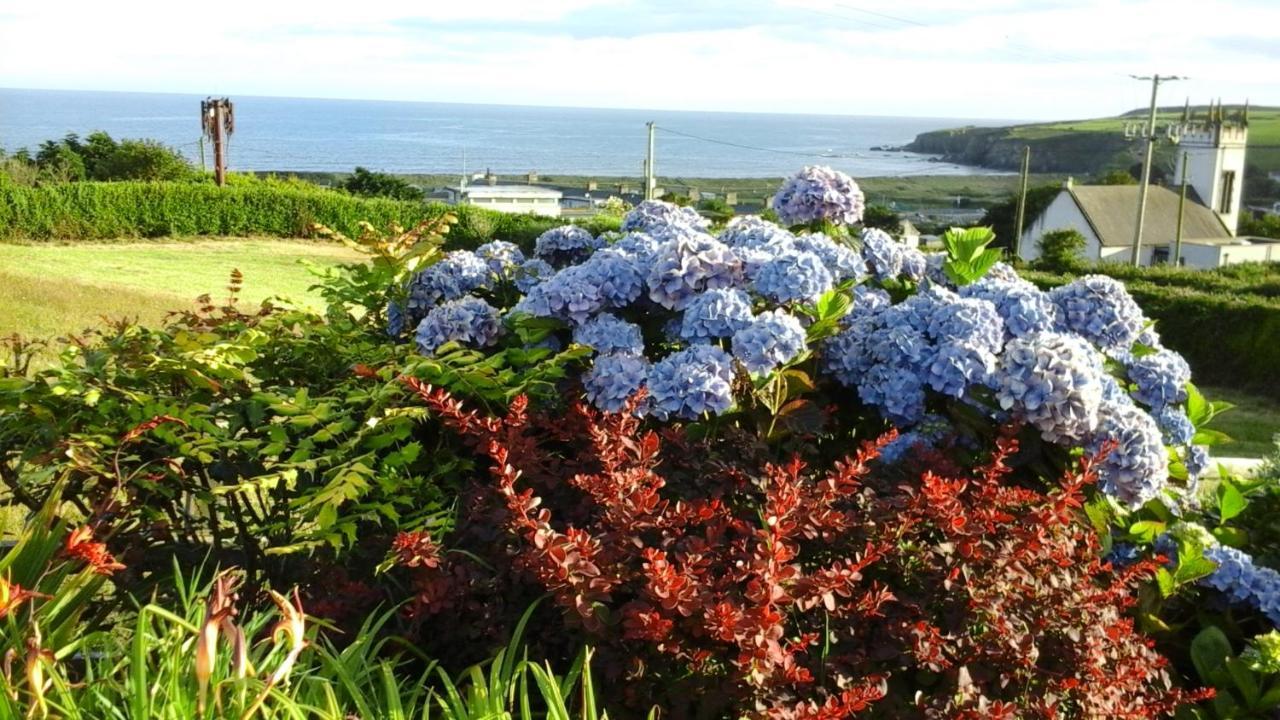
1128,74,1183,266
201,98,235,186
1012,146,1031,261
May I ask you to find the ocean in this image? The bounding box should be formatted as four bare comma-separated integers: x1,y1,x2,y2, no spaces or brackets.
0,88,1015,179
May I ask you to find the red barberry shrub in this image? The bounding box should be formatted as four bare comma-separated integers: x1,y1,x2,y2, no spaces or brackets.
399,379,1207,718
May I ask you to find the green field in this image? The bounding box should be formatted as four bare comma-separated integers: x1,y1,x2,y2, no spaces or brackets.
0,239,361,343
1197,385,1280,459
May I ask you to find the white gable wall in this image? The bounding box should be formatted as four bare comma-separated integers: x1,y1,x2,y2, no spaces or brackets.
1018,191,1103,263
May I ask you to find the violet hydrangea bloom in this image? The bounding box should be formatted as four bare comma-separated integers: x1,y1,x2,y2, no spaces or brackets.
925,294,1005,354
645,234,743,310
415,297,502,355
771,165,866,227
573,313,644,356
1050,275,1147,351
792,233,867,282
474,240,525,277
860,228,904,281
732,309,807,374
925,343,997,398
719,215,793,249
514,258,554,293
609,232,662,266
1125,349,1191,409
621,200,711,238
579,249,648,309
583,353,651,413
648,345,736,419
1088,400,1169,507
752,251,834,304
534,225,604,267
996,331,1106,443
1154,405,1196,446
678,288,755,342
1202,545,1280,625
513,264,606,324
408,250,493,310
857,363,928,427
960,277,1060,339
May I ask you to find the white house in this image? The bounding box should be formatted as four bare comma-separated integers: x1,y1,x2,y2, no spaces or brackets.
1019,102,1259,269
443,184,563,218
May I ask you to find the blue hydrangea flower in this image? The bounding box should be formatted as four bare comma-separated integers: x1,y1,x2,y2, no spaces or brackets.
385,300,407,339
678,288,754,342
960,278,1060,339
514,258,554,293
1186,444,1210,480
720,215,793,249
621,200,711,239
900,247,927,282
852,285,891,315
646,234,743,311
579,249,647,309
996,331,1106,443
1107,543,1144,569
407,250,493,311
771,165,865,227
573,313,644,355
475,240,525,277
732,310,807,374
1154,406,1196,446
534,225,604,267
925,295,1005,354
513,264,606,324
1089,400,1169,507
823,311,884,386
609,232,662,265
1203,545,1280,625
648,345,736,419
860,228,903,281
856,363,927,427
922,253,950,287
878,414,952,464
866,321,933,367
583,353,651,413
415,297,502,355
792,233,867,282
1125,349,1191,409
1050,275,1147,351
986,262,1021,283
752,251,834,304
925,343,997,397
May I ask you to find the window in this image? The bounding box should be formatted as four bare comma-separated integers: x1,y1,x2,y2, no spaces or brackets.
1152,247,1170,265
1220,170,1236,214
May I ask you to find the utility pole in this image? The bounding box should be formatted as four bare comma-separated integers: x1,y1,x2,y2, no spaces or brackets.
198,136,206,174
1174,150,1189,266
201,98,235,186
1129,74,1184,266
1012,146,1031,261
645,122,656,201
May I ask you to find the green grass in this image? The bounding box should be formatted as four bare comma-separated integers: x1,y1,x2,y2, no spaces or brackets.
0,239,361,342
1202,385,1280,459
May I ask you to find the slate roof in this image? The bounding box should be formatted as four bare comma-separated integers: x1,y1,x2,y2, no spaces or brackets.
1065,185,1230,247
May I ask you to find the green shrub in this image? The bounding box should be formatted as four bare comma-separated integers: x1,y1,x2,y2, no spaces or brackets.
1034,227,1087,271
0,177,619,243
339,166,423,201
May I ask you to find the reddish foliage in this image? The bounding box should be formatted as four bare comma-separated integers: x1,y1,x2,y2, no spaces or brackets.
400,378,1207,718
64,526,126,576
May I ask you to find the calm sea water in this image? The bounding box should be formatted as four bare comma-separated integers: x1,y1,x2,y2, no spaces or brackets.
0,88,1015,178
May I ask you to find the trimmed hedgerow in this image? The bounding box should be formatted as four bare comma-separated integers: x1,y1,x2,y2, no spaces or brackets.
0,177,619,245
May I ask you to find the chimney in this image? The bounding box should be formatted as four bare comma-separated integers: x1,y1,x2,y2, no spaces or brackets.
587,180,598,192
486,171,497,186
726,191,738,206
1063,177,1074,190
527,171,538,184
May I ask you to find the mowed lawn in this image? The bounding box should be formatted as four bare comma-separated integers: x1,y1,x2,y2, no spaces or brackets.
0,239,362,343
1198,386,1280,460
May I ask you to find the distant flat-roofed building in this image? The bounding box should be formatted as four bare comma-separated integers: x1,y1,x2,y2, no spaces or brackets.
443,184,563,217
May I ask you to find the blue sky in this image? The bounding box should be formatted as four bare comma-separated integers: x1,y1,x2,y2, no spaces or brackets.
2,0,1277,120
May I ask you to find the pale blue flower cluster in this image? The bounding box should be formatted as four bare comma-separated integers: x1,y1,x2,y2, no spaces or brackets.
475,240,525,276
514,258,554,293
753,251,834,303
1125,349,1191,409
583,354,651,413
732,310,807,374
1154,406,1196,446
995,332,1105,443
860,228,903,281
386,301,406,338
960,277,1060,339
534,225,604,267
408,250,493,311
1051,275,1146,351
415,297,502,355
573,313,644,356
678,288,754,342
645,234,743,310
1089,400,1169,507
620,200,710,239
648,345,736,419
792,233,867,282
771,165,865,227
1203,545,1280,625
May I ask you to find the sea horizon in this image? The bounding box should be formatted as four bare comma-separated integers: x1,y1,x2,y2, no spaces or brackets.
1,87,1023,179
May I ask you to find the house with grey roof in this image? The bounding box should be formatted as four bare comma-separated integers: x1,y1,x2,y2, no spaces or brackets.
1019,104,1280,268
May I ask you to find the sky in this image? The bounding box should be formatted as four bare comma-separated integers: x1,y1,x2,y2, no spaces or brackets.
1,0,1278,120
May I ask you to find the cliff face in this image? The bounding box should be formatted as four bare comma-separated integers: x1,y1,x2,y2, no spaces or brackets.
907,127,1138,174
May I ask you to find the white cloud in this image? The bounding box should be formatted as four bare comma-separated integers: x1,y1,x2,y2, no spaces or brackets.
1,0,1276,118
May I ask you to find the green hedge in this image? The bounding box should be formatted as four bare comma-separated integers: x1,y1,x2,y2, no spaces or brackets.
0,179,619,247
1024,269,1280,399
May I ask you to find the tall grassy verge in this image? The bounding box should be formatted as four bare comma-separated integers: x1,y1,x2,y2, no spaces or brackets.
0,177,619,247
